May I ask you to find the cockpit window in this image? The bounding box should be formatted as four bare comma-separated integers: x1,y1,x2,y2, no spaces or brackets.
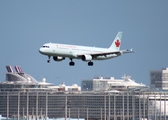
42,46,50,48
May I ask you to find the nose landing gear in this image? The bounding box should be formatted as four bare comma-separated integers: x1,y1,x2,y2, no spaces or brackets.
47,56,50,63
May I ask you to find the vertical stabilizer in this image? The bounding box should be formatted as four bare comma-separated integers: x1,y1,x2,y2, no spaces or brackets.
108,32,122,51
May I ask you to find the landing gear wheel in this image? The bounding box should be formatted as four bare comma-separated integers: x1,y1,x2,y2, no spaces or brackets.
88,61,93,66
69,58,75,66
69,61,75,66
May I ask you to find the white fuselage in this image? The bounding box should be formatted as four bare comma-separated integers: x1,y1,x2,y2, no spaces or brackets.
39,43,119,60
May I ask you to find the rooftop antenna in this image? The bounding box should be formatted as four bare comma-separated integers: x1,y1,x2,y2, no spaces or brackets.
122,74,132,81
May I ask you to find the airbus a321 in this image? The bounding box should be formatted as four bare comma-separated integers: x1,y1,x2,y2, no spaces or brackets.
39,32,133,66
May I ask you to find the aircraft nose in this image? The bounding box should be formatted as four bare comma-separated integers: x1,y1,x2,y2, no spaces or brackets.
39,48,44,54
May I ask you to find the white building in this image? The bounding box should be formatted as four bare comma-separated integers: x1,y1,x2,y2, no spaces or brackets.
81,75,146,91
150,68,168,90
47,82,81,92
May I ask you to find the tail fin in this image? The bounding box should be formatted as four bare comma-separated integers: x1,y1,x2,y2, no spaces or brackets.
108,32,122,51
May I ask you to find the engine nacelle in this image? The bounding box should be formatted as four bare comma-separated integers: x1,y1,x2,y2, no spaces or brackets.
81,54,92,61
53,56,65,62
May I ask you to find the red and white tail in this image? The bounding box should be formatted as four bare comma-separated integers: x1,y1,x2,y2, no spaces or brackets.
108,32,122,51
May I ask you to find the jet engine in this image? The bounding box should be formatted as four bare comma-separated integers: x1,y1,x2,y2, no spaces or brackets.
81,54,92,61
53,56,65,62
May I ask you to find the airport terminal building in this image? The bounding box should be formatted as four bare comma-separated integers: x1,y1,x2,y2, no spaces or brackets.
0,66,168,120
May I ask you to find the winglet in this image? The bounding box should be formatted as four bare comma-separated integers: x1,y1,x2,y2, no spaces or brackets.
108,32,122,51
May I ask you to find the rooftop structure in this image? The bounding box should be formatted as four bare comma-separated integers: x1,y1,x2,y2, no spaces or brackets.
0,65,81,92
81,75,146,91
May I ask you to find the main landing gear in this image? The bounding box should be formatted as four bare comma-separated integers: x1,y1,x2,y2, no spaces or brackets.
69,58,75,66
88,61,93,66
46,57,94,66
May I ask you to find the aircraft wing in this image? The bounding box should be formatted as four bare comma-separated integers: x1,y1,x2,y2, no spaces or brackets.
77,51,119,57
77,49,134,57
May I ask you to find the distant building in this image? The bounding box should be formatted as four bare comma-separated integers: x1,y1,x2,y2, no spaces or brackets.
81,75,146,91
0,65,168,120
47,82,81,92
150,67,168,90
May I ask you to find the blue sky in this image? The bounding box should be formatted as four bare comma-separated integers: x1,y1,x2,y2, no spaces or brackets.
0,1,168,86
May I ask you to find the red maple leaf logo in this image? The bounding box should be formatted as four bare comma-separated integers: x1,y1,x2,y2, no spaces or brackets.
115,40,120,47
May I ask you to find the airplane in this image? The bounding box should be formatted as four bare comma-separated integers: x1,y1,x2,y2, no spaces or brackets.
39,32,133,66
